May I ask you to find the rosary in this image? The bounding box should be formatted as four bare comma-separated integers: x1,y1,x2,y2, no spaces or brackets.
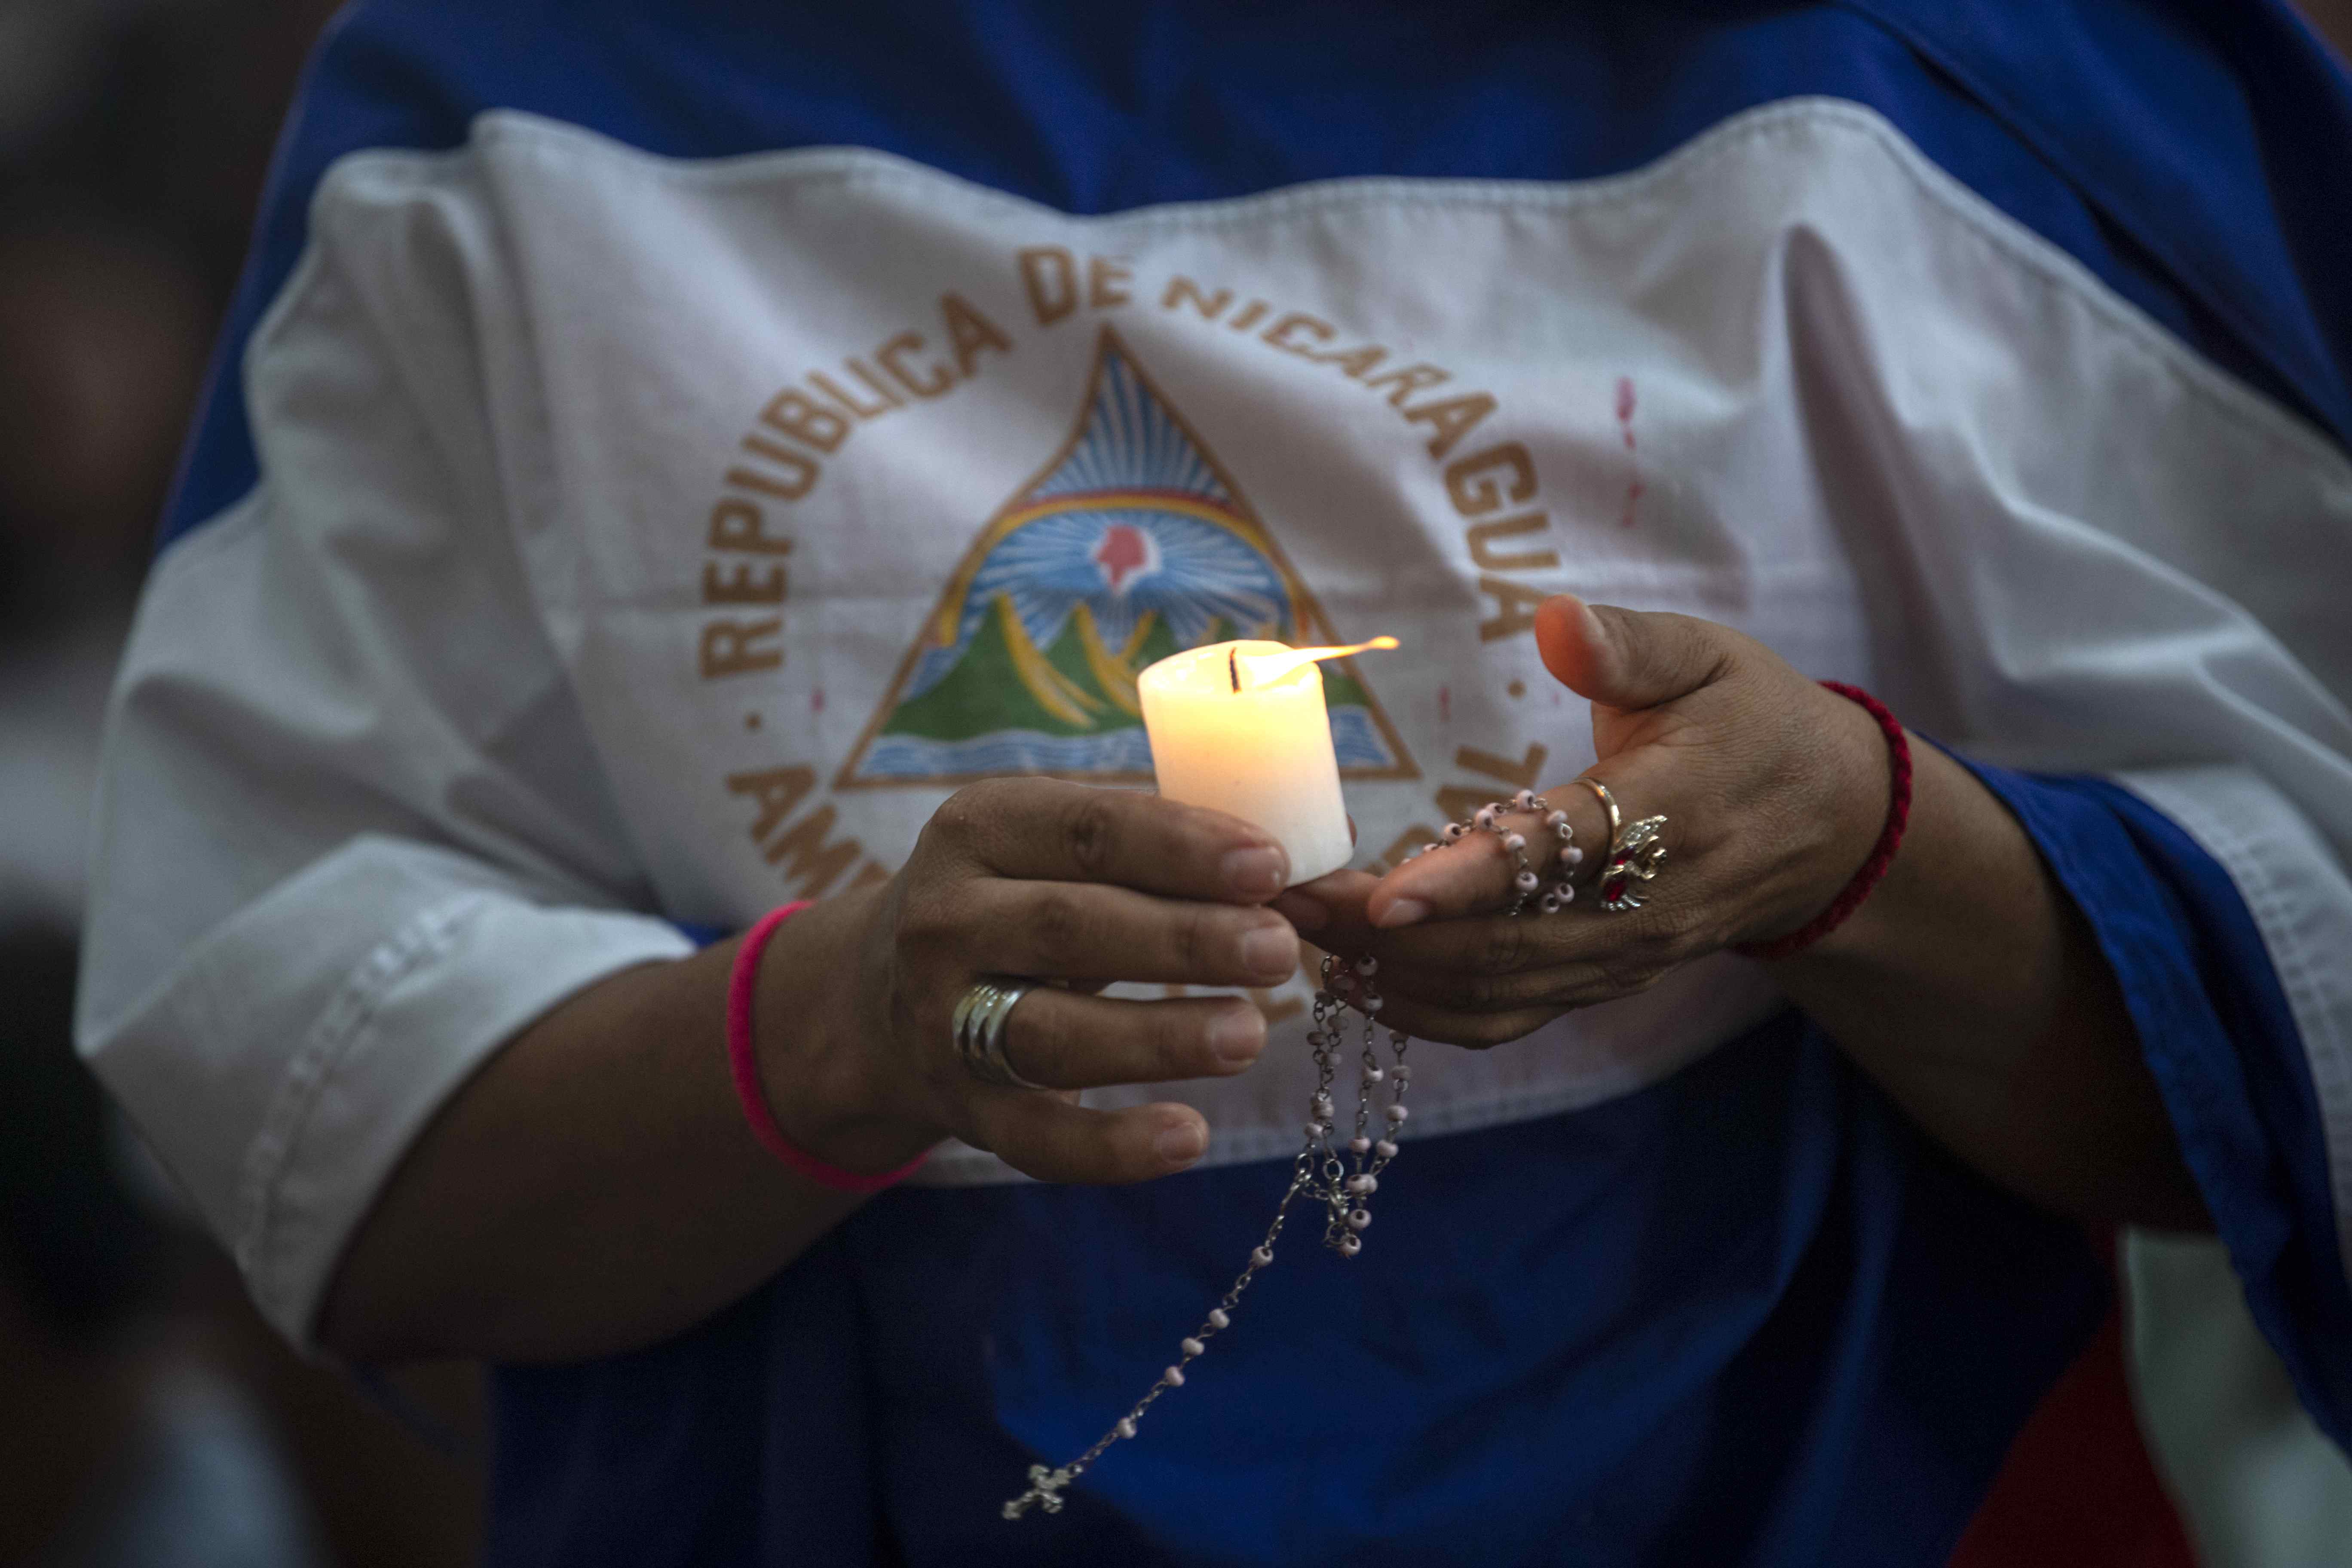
1002,786,1640,1520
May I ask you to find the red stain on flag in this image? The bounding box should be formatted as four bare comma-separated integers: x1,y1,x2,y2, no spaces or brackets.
1615,376,1645,529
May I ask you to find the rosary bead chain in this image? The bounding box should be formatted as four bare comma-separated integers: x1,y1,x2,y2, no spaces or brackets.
1003,790,1563,1522
1003,953,1414,1520
1407,791,1581,917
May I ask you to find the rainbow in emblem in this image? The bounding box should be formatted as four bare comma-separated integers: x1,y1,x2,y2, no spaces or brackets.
837,328,1415,787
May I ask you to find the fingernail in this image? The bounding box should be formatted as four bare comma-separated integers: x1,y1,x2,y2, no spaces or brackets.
1375,897,1431,930
1209,1008,1264,1066
1222,846,1288,899
1239,924,1297,979
1270,890,1329,932
1156,1118,1207,1168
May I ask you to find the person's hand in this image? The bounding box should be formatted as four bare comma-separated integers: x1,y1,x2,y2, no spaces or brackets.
1287,595,1894,1046
759,779,1305,1183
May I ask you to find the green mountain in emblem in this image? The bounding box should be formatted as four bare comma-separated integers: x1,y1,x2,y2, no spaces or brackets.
881,596,1223,744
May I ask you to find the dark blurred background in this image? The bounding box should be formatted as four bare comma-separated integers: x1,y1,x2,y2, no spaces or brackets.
2,2,2348,1565
0,3,481,1564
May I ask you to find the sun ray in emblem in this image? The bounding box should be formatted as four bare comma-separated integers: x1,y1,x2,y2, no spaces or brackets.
837,328,1417,788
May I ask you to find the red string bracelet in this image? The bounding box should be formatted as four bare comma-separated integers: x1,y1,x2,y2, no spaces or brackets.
727,901,928,1194
1733,681,1914,962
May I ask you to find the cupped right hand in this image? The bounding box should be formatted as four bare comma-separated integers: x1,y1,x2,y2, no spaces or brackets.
753,777,1305,1186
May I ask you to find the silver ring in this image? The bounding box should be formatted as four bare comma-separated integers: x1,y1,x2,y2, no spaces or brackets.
955,977,1050,1090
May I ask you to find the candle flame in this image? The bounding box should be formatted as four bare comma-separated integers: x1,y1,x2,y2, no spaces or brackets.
1233,636,1400,690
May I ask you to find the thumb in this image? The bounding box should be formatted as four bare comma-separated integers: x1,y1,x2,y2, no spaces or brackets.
1534,594,1733,711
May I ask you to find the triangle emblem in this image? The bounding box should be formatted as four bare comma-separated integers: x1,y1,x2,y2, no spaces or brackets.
836,327,1417,788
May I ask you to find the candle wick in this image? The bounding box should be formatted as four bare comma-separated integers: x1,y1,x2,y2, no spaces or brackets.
1229,635,1402,691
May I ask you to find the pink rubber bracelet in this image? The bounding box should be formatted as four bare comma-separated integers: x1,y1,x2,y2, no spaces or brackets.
726,901,928,1194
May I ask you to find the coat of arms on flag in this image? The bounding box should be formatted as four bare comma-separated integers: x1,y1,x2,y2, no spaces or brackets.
836,328,1416,787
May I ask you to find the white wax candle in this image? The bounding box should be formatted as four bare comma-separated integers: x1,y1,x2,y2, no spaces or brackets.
1138,639,1363,887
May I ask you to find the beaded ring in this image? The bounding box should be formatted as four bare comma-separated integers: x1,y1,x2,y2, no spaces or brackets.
1414,786,1584,916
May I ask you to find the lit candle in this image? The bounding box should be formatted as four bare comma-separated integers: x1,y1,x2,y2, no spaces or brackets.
1138,637,1398,887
